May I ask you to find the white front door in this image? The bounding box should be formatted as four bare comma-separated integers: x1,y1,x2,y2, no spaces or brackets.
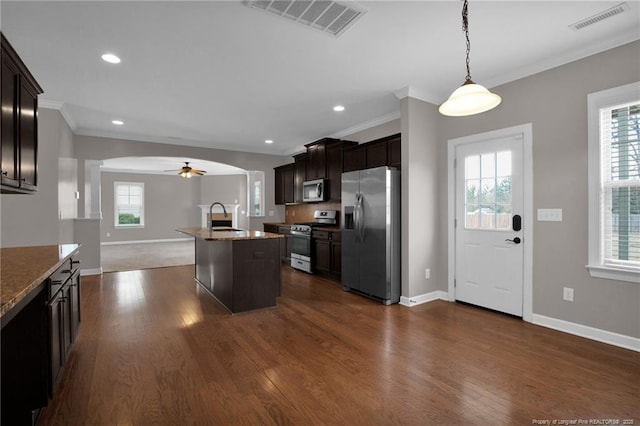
454,133,524,316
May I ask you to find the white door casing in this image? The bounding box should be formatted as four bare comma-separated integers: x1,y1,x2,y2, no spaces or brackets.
447,124,533,321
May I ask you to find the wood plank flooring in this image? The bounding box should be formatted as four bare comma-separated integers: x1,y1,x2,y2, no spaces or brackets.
40,265,639,425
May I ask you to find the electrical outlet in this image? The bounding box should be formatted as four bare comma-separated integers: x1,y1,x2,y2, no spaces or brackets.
106,232,110,237
425,268,430,279
563,287,574,302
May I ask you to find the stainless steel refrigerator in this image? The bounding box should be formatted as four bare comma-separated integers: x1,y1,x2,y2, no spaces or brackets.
342,166,400,304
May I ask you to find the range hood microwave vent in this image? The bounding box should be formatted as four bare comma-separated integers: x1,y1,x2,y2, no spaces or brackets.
569,2,629,31
243,0,366,37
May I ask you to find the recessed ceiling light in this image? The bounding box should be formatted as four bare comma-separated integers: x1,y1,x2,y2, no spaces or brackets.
265,139,274,144
101,53,121,64
333,105,345,112
112,120,124,125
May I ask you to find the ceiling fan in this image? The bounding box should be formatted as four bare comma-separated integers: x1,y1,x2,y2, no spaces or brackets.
165,162,207,178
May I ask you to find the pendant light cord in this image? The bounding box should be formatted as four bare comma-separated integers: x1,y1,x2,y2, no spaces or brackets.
462,0,472,83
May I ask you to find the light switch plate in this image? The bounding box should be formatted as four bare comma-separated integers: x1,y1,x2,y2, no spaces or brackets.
537,208,563,221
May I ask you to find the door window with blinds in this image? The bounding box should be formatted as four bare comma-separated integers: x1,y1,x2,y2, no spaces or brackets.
588,82,640,282
114,182,144,227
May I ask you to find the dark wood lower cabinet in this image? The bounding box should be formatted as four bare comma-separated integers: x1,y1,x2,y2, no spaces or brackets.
312,230,341,281
314,238,331,274
49,270,80,396
263,224,291,264
1,288,49,426
1,254,81,425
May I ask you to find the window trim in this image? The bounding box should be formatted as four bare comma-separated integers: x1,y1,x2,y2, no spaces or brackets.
587,81,640,283
247,171,265,218
114,181,145,228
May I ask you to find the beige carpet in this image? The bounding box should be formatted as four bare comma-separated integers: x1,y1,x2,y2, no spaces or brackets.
101,240,195,273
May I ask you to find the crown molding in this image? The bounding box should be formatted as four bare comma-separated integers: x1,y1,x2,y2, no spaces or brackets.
39,99,78,131
328,111,401,139
394,86,439,104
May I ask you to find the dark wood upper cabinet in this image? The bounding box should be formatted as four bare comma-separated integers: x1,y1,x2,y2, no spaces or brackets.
387,134,401,168
326,140,357,201
1,33,43,194
293,153,307,203
305,142,327,180
274,163,295,205
365,140,388,169
344,133,402,173
343,144,366,172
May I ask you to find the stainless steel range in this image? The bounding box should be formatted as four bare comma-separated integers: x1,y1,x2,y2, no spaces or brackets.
290,210,337,273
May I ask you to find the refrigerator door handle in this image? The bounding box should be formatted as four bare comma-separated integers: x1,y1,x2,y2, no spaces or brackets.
356,193,365,243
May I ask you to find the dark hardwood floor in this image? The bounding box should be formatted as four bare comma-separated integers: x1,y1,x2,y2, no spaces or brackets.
40,265,639,425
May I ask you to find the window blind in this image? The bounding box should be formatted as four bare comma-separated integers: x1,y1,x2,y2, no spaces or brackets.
115,182,144,226
600,101,640,267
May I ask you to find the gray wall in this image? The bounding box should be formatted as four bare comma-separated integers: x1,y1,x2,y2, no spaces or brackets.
437,40,640,338
342,119,400,143
101,172,201,242
401,98,441,300
1,108,77,247
74,135,287,230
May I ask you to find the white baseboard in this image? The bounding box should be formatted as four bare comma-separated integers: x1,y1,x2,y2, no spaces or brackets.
81,267,102,276
101,237,192,246
399,290,449,307
532,314,640,352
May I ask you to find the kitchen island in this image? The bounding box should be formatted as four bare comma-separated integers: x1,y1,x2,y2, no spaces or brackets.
177,227,283,313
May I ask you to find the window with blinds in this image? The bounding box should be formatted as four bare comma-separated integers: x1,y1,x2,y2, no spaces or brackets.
600,102,640,267
588,82,640,282
115,182,144,227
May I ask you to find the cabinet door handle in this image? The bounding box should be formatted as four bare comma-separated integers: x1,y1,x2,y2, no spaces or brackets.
62,269,72,274
71,260,81,264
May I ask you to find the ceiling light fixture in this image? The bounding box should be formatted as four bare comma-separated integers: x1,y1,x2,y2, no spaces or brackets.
439,0,501,117
111,120,124,125
333,105,345,112
265,139,274,144
101,53,121,64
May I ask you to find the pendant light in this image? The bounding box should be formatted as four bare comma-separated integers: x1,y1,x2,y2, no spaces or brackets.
439,0,501,117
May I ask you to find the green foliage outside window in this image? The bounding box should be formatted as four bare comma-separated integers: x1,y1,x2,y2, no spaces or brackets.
118,213,140,225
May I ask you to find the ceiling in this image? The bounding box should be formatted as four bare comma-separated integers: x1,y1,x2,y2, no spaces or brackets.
2,1,639,157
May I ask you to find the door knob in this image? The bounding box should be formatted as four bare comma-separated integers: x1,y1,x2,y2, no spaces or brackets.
505,237,521,244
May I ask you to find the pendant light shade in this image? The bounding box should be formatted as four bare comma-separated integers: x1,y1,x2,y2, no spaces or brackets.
439,0,501,117
439,79,502,116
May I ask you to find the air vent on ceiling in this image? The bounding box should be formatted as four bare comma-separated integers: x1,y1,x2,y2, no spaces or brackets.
244,0,366,37
569,2,629,31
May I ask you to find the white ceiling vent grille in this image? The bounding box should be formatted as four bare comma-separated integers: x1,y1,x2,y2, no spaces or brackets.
244,1,366,37
569,2,629,31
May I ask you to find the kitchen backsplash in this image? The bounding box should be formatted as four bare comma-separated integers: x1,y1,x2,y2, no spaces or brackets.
284,202,341,225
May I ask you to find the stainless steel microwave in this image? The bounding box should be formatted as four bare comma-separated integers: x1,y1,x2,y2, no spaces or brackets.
302,179,327,203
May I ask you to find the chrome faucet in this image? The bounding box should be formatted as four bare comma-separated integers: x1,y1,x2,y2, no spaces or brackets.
208,202,228,232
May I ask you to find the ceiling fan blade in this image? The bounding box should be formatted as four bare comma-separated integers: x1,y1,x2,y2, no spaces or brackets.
192,170,206,175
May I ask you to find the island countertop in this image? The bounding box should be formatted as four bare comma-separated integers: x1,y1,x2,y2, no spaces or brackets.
176,227,284,241
1,244,80,319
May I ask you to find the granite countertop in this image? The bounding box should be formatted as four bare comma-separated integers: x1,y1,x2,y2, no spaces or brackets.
176,227,284,241
1,244,80,319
